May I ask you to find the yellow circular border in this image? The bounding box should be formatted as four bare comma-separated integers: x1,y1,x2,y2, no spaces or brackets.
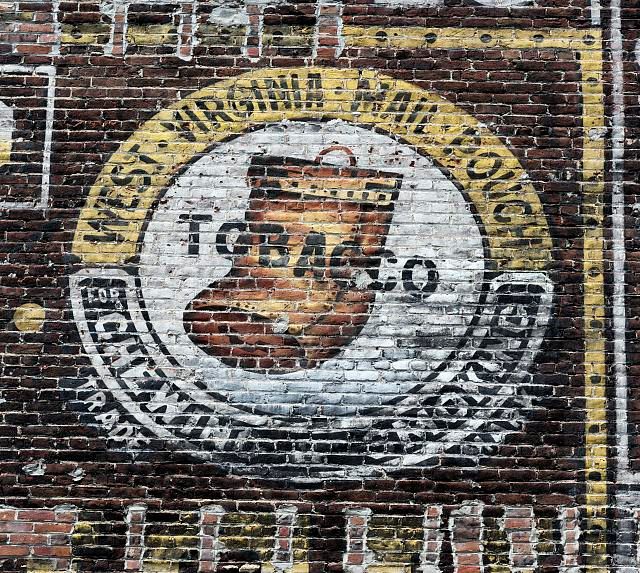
73,68,551,271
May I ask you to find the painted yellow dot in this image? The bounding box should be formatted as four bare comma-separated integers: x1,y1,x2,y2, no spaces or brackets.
13,303,46,332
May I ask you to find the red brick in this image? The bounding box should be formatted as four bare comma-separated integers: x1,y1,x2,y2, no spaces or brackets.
0,545,29,557
17,510,56,522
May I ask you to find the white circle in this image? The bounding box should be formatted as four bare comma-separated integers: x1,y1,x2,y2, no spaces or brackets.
138,121,485,415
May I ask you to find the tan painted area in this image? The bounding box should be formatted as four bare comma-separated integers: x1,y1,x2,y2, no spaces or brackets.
13,303,45,332
27,561,60,573
73,67,552,273
198,23,247,48
61,23,110,45
127,24,177,47
184,152,403,371
263,25,314,49
0,140,10,166
367,566,411,573
143,560,180,573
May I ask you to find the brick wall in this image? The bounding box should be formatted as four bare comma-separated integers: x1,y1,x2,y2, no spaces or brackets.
0,0,637,570
0,505,77,570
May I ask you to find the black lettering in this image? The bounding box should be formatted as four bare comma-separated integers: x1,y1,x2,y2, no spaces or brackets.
294,232,326,278
194,99,235,128
368,249,398,292
160,115,196,143
405,99,439,135
402,258,439,299
488,285,544,339
493,200,533,223
216,221,248,257
257,223,290,267
290,74,302,109
351,77,373,113
351,76,390,114
466,152,503,180
443,128,482,157
111,342,150,377
329,241,362,289
381,91,411,120
115,144,160,168
138,154,159,165
85,216,129,243
250,80,269,112
228,86,255,114
176,107,210,135
94,191,140,212
305,73,323,110
179,214,214,256
351,77,374,112
109,168,153,187
481,179,523,196
264,75,299,111
493,201,544,245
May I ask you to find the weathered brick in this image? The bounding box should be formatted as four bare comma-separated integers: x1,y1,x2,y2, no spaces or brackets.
0,0,635,569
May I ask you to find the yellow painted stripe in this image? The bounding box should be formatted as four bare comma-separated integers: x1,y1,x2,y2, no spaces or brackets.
343,26,601,52
579,36,608,571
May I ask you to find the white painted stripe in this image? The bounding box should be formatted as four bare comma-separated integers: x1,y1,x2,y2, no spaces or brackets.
420,506,444,573
344,507,373,573
0,64,55,210
313,0,345,60
450,502,484,573
52,0,61,55
198,505,225,573
124,503,148,571
176,1,198,61
501,507,537,573
610,0,632,481
560,507,580,572
590,0,601,26
40,65,56,211
272,505,298,570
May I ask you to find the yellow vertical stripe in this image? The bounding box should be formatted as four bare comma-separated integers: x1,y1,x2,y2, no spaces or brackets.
580,36,608,572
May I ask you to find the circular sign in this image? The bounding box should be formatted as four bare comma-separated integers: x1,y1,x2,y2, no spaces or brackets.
69,68,553,476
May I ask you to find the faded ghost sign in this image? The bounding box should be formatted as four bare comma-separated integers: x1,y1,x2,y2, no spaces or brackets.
67,68,554,476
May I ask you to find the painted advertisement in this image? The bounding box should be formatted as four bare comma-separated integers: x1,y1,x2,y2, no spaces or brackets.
0,0,625,569
68,67,557,474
